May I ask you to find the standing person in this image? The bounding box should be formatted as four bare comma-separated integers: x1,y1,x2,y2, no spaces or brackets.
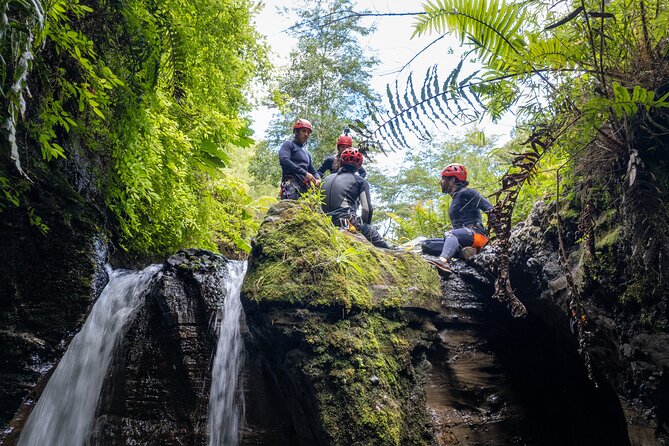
279,118,321,200
321,148,390,249
317,130,367,178
422,163,494,274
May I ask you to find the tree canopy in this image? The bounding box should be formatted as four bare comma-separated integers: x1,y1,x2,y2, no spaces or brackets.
355,0,669,326
251,0,381,187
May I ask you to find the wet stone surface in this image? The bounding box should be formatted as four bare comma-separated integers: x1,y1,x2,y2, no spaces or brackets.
90,250,229,446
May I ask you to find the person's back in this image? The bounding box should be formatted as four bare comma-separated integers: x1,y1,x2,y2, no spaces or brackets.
449,187,492,230
321,148,389,249
321,166,369,222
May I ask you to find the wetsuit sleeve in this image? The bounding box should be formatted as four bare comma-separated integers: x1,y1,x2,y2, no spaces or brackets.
278,141,307,177
358,166,367,178
360,179,373,224
473,189,496,232
475,190,494,212
307,154,320,179
317,157,333,177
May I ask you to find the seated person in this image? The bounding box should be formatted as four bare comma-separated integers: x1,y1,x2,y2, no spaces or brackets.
422,163,494,273
321,148,389,249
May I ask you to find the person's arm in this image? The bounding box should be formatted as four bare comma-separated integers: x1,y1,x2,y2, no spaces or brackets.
358,166,367,178
477,191,494,212
317,156,333,177
360,180,373,224
278,141,307,178
307,154,320,180
473,189,499,234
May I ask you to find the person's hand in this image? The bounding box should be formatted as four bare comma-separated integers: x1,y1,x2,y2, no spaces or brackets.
304,172,317,185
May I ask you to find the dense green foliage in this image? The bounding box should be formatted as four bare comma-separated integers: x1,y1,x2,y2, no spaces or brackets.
250,0,381,189
360,0,669,323
1,0,270,257
100,0,269,255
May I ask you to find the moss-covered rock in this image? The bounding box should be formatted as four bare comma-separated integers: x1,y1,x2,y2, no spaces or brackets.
244,200,441,312
242,200,441,446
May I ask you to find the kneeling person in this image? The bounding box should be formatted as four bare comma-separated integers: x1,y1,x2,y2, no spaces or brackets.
321,148,390,249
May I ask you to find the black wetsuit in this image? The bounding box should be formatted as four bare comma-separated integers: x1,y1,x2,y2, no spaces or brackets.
318,155,367,178
449,187,493,230
321,165,389,248
278,139,320,200
422,186,493,258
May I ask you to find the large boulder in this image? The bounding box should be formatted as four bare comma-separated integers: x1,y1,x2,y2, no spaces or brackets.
90,249,229,446
241,200,442,446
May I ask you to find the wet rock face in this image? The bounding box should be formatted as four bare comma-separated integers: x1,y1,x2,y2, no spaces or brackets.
241,196,633,446
242,201,442,446
243,305,437,446
90,249,228,446
506,201,669,445
423,264,631,446
0,204,105,427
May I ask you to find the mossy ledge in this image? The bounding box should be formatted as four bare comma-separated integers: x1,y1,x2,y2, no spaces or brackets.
242,200,442,445
243,200,441,312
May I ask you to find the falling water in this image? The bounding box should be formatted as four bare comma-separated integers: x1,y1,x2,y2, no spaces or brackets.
17,264,162,446
207,260,248,446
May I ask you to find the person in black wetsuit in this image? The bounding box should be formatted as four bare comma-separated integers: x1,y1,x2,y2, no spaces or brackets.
317,131,367,178
321,148,390,249
422,163,495,273
279,118,321,200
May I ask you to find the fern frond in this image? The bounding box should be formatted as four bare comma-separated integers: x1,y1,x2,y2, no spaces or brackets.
413,0,527,64
154,5,187,102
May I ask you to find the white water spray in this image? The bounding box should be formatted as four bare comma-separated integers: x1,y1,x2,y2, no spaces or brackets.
207,261,248,446
18,264,161,446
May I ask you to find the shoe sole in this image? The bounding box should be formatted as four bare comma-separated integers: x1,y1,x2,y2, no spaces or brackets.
424,258,453,275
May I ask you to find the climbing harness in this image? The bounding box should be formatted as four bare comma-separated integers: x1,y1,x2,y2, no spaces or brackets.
338,215,358,233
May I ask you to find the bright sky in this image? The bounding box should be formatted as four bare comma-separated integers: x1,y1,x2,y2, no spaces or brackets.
250,0,516,162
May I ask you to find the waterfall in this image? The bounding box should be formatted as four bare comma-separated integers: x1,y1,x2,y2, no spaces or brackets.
18,264,161,446
207,260,248,446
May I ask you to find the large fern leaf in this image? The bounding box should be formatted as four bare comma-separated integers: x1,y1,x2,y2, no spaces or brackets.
413,0,527,64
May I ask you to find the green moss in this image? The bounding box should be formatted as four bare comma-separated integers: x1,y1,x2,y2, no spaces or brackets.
595,208,617,226
245,199,439,444
620,278,659,306
298,313,426,445
595,226,621,249
244,200,441,312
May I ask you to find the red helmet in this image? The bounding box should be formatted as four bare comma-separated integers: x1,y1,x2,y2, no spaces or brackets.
293,118,313,132
440,163,467,181
340,148,364,169
336,134,353,147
